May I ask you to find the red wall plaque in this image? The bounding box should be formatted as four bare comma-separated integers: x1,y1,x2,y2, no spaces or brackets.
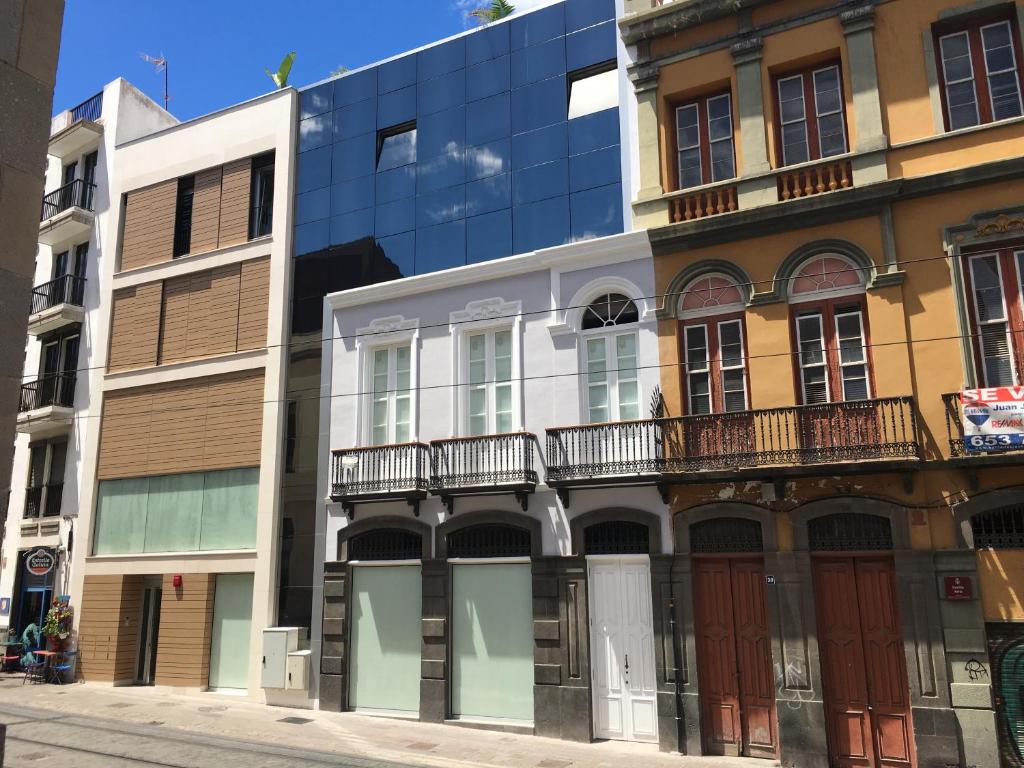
944,575,972,600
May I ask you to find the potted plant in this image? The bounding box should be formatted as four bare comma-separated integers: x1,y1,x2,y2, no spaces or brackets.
42,600,72,651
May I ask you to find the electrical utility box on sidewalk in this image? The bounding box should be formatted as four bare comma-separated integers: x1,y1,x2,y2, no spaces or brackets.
261,627,300,689
286,649,311,691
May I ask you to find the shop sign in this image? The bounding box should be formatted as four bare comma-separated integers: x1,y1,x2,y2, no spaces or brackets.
0,598,9,617
959,387,1024,452
24,548,55,577
944,575,972,601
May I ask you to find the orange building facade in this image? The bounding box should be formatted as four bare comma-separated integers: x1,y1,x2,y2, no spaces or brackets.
622,0,1024,765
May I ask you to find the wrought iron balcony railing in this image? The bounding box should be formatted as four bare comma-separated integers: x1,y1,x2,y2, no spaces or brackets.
330,443,430,515
19,373,76,413
942,392,1024,459
660,397,919,475
546,419,663,482
30,275,85,315
430,432,538,511
70,92,103,123
41,179,96,220
24,484,63,519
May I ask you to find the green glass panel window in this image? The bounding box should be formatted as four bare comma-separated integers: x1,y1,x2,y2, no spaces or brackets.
144,473,203,552
94,477,149,555
200,468,259,550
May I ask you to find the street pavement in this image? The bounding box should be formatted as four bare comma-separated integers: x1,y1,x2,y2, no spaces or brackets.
0,676,775,767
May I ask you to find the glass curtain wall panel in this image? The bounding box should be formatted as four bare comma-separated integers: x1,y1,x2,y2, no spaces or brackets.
208,573,254,689
451,563,533,722
349,565,422,713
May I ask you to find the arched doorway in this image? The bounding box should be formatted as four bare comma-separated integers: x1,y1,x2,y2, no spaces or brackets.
345,526,424,716
583,520,658,744
808,512,916,768
689,516,777,759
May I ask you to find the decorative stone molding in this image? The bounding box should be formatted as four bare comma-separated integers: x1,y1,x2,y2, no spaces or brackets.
355,314,418,339
730,35,763,64
751,238,877,305
449,297,521,326
550,275,652,335
840,4,875,33
658,259,754,319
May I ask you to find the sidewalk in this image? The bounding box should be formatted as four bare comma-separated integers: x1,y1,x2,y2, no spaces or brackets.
0,677,775,768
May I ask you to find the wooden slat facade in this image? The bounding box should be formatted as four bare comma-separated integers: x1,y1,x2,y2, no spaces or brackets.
120,179,177,271
77,575,144,683
218,158,252,248
237,257,271,350
189,167,223,254
154,573,216,688
97,369,265,479
108,283,163,371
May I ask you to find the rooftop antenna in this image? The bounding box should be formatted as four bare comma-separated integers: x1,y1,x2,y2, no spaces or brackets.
140,52,169,111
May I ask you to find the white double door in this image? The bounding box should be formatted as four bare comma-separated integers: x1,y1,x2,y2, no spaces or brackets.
589,556,659,743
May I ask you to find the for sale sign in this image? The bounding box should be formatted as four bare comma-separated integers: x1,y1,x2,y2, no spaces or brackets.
960,387,1024,452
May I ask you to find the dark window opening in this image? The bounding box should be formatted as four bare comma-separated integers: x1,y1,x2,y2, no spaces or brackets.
285,400,297,473
808,513,893,551
972,505,1024,548
347,528,422,561
376,122,417,172
82,151,98,209
172,175,195,258
581,293,639,330
24,440,66,519
584,520,650,555
567,60,618,120
249,152,275,239
447,523,531,558
690,517,763,553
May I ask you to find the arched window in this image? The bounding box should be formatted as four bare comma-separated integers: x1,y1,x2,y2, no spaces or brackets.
581,294,641,423
690,517,763,553
788,254,871,404
584,520,650,555
971,505,1024,549
807,513,893,551
447,523,531,558
346,528,422,561
679,274,748,414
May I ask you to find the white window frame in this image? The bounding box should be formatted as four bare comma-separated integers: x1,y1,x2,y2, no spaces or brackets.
464,327,516,436
777,73,809,166
981,20,1024,120
706,93,736,183
683,323,711,416
366,343,413,445
833,309,871,401
675,103,702,190
939,30,981,129
796,312,830,404
967,252,1019,386
812,65,847,158
353,316,420,447
717,318,749,412
580,325,642,424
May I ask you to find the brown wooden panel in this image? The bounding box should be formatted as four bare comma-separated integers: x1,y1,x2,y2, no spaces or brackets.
237,257,270,351
108,283,163,371
189,167,223,254
154,573,215,687
218,158,251,247
157,274,192,364
731,558,778,758
78,575,144,683
120,179,178,271
97,369,265,479
693,558,742,756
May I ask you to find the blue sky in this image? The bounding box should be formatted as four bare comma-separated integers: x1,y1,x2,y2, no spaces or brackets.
53,0,550,121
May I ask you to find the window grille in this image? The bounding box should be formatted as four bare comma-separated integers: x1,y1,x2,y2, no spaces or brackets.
582,293,639,330
690,517,763,553
807,513,892,551
584,520,650,555
447,524,531,559
972,506,1024,549
347,528,421,561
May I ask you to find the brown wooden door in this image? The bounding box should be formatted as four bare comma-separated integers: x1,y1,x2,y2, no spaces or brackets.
814,556,916,768
694,557,778,758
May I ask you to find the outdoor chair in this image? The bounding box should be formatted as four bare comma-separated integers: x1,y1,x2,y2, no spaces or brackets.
49,650,77,684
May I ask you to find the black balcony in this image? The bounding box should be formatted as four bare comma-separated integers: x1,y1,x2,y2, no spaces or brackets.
330,443,430,517
24,484,63,519
546,419,666,506
430,432,538,512
942,392,1024,466
70,92,103,123
41,179,96,220
19,374,76,413
30,275,85,315
660,397,920,483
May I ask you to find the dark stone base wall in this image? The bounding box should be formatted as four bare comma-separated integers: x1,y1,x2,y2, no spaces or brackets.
420,559,448,723
319,562,348,712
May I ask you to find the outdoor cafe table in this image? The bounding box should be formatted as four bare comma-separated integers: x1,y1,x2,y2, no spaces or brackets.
33,650,58,682
0,641,22,672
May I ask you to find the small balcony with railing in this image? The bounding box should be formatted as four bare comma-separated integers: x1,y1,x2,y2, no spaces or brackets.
49,92,103,159
660,397,920,484
39,179,97,246
545,419,666,506
17,373,76,437
330,443,431,518
27,275,86,336
942,392,1024,467
430,432,539,513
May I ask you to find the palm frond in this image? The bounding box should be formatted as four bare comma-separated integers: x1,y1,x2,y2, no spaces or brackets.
468,0,515,24
265,51,296,89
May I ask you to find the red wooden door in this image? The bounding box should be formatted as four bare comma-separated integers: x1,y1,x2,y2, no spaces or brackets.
813,556,916,768
694,559,742,756
694,557,778,758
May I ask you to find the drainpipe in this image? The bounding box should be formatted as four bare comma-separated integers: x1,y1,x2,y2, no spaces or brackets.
667,511,686,753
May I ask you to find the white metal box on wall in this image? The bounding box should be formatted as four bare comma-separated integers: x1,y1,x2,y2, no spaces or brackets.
286,649,311,691
261,627,299,689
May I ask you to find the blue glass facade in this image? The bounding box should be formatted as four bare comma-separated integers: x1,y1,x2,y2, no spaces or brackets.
293,0,622,277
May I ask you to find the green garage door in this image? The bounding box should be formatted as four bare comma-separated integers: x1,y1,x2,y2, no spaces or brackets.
451,562,533,723
350,565,422,714
208,573,254,690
